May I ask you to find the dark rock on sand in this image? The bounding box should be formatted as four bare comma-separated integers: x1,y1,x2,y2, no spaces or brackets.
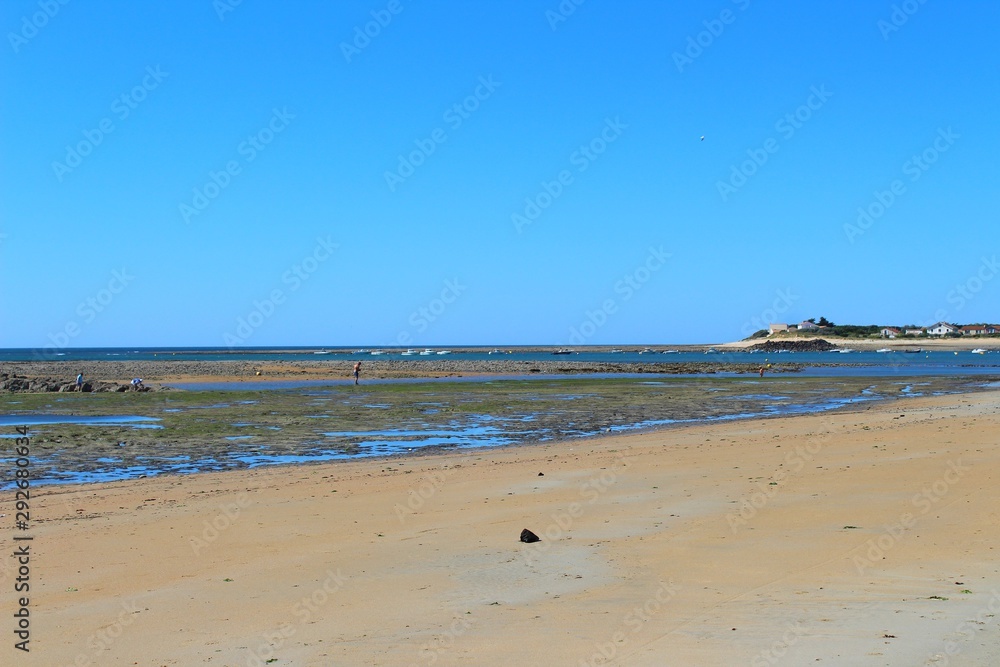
520,528,541,543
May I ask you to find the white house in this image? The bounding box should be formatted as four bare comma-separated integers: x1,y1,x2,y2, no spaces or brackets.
769,323,789,334
798,321,819,331
880,327,901,338
927,322,958,336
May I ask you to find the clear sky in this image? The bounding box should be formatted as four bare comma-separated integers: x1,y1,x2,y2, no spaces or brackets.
2,0,998,348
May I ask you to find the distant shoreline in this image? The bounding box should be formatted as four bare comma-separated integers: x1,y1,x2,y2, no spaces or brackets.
720,335,1000,351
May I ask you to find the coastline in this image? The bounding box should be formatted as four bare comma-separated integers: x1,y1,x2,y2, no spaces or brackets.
721,335,1000,351
7,390,1000,665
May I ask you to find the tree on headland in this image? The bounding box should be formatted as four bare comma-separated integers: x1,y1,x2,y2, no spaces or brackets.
817,316,834,327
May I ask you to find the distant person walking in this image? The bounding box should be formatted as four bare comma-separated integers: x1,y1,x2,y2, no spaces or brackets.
76,373,84,391
353,361,361,385
759,366,765,378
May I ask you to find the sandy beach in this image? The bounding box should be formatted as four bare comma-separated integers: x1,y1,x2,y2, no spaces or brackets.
3,389,999,666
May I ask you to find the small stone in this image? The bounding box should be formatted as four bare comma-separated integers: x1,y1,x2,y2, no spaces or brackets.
519,528,540,543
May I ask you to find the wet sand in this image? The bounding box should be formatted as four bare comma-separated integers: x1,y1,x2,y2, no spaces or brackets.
5,390,1000,665
1,358,800,387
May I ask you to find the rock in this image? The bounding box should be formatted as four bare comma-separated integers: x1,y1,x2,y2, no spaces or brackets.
748,338,839,352
537,472,544,476
519,528,540,543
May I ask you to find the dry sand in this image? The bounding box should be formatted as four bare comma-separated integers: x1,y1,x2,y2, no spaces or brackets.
4,391,1000,666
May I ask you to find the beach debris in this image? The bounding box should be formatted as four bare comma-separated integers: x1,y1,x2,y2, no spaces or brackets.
537,472,544,476
520,528,541,543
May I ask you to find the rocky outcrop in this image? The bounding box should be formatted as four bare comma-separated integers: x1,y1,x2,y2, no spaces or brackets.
0,373,152,393
748,339,839,352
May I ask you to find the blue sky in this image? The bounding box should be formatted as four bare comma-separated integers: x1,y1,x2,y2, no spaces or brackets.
2,0,998,347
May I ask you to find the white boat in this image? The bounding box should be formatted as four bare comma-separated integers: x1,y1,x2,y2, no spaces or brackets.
876,348,892,353
609,349,623,354
972,348,987,354
369,350,386,356
838,349,855,353
419,349,434,355
662,349,679,354
401,349,416,356
436,350,451,355
488,349,502,355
